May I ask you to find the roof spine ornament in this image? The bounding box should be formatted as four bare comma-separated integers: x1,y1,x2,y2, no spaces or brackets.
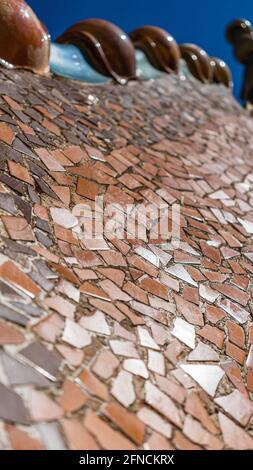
179,43,232,88
0,0,50,74
129,26,180,74
56,19,136,84
210,57,232,88
226,19,253,105
179,44,212,83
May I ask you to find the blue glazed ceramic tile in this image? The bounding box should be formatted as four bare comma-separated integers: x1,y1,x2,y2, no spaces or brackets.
50,43,109,84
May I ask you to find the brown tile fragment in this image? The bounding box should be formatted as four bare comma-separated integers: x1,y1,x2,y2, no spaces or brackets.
100,250,127,267
205,305,226,324
227,321,245,348
226,341,246,365
0,260,40,297
8,161,33,185
63,146,88,164
213,284,250,307
0,321,24,344
221,362,248,396
0,122,14,145
183,285,199,304
45,296,76,319
80,281,110,301
198,325,224,349
35,148,65,172
57,380,88,413
185,391,219,434
84,410,136,450
139,277,169,300
123,281,148,304
97,267,125,287
173,430,201,450
76,177,99,200
103,402,145,445
78,369,109,401
127,255,158,277
2,216,34,241
200,241,221,264
92,350,119,379
89,297,125,322
247,370,253,392
155,375,186,405
61,418,99,450
174,294,204,326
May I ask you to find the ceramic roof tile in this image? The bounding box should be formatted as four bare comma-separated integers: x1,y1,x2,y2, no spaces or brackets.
0,7,251,449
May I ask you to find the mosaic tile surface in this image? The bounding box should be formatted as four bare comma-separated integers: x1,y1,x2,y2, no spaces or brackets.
0,67,252,450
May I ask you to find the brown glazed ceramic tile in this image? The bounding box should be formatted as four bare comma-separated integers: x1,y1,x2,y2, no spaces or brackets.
0,261,40,297
92,349,120,379
103,402,145,445
2,216,34,241
60,418,99,450
78,369,109,401
8,161,33,185
84,410,136,450
0,122,14,145
57,380,88,413
0,321,25,344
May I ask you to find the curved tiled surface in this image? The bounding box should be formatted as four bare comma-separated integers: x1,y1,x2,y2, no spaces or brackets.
0,67,252,450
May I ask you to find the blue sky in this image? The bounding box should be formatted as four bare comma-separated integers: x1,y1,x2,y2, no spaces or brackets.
28,0,253,99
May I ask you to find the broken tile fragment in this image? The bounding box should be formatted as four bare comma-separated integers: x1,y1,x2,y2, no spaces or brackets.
103,402,145,445
181,364,224,396
218,412,253,450
215,390,253,426
144,381,182,428
92,350,119,379
188,340,219,361
123,358,149,378
171,318,195,349
62,319,92,349
111,370,136,407
0,383,30,425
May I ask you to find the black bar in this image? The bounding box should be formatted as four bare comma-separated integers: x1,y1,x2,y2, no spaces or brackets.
0,450,252,467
